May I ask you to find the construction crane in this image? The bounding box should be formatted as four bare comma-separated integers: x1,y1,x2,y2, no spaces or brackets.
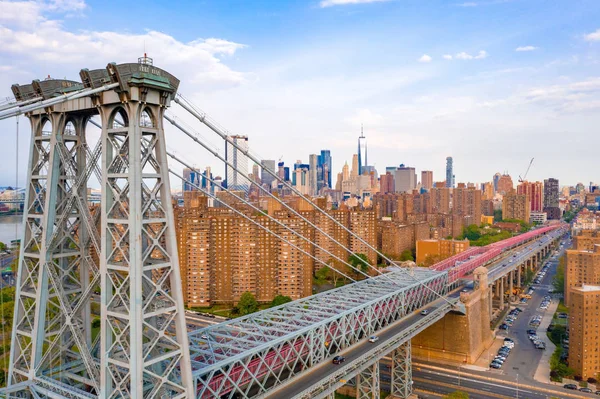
518,157,534,183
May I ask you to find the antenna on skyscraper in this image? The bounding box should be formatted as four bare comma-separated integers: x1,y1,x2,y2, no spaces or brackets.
360,123,364,138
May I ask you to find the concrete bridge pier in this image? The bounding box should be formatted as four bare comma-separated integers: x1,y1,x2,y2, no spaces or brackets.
508,270,514,302
499,275,505,309
412,267,493,364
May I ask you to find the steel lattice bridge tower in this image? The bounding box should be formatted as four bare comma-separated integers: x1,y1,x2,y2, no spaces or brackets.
3,59,193,398
0,58,566,399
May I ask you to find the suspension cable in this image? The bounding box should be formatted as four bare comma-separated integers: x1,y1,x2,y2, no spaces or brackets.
172,95,455,305
169,168,359,284
168,150,370,281
165,114,388,283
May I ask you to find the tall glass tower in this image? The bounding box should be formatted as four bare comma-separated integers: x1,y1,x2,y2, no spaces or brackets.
357,125,367,175
445,156,454,188
317,150,332,190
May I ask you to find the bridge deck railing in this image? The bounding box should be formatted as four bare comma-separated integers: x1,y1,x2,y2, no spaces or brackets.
189,268,449,398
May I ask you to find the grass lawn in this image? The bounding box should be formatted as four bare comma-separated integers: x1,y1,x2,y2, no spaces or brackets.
556,300,569,314
189,305,234,318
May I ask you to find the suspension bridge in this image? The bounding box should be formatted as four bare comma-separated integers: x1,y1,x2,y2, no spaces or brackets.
0,58,567,399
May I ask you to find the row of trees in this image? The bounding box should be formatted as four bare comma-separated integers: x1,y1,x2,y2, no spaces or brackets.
460,224,513,247
232,292,293,316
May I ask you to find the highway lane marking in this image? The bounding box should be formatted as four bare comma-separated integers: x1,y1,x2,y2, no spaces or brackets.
416,369,534,393
414,362,587,399
413,377,511,399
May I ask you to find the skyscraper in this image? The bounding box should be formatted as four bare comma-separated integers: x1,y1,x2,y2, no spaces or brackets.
317,150,332,190
225,135,249,191
493,173,501,193
421,171,433,191
351,154,359,178
393,165,417,193
183,167,200,192
497,174,514,195
517,181,544,212
445,157,454,188
261,159,276,189
544,178,559,208
308,154,318,196
357,125,367,175
201,166,213,193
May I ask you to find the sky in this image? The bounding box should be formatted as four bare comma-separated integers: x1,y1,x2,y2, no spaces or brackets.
0,0,599,189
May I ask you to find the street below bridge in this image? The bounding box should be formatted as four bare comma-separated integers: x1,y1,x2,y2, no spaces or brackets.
402,362,597,399
262,288,464,399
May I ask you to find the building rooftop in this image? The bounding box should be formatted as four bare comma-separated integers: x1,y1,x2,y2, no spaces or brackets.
573,284,600,292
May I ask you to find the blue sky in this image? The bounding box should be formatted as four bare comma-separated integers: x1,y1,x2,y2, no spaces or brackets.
1,0,599,188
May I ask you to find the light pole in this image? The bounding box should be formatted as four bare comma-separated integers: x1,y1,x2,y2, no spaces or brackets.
516,373,519,399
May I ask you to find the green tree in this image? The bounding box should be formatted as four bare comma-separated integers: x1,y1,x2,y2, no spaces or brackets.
0,242,6,251
443,391,469,399
553,257,565,293
493,209,502,222
399,249,414,262
348,253,370,274
314,266,329,285
422,254,441,267
237,292,259,316
271,295,292,308
463,224,482,241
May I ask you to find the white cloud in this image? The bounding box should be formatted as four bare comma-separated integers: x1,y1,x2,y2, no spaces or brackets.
443,54,453,60
515,45,537,52
455,50,487,60
320,0,390,7
0,2,248,91
418,54,432,63
45,0,86,12
584,29,600,42
0,1,42,26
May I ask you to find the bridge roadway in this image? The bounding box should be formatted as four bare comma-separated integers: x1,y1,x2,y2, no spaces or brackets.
258,226,566,399
262,288,464,399
487,227,564,283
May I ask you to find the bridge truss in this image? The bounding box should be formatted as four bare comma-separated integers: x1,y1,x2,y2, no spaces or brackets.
188,268,450,398
0,56,566,399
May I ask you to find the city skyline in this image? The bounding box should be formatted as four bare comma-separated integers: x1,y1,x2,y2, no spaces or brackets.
1,0,600,188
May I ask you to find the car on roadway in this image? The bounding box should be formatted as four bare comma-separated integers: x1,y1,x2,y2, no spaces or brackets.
580,387,593,393
499,323,509,330
563,383,577,390
368,335,379,343
332,356,345,365
595,390,600,395
420,309,429,316
490,362,502,369
504,337,514,342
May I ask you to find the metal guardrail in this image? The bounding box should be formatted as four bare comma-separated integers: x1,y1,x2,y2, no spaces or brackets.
283,297,460,399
